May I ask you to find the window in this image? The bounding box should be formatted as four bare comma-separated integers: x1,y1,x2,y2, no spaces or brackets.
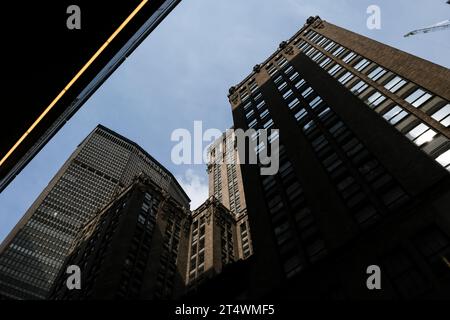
301,87,314,98
317,37,328,46
260,109,270,119
268,65,278,77
435,150,450,169
351,80,369,94
254,92,263,101
383,106,409,125
354,58,370,71
256,100,266,110
406,123,437,147
328,64,342,76
289,72,300,81
405,89,433,108
295,109,308,122
338,71,354,85
295,79,306,89
305,47,316,57
241,93,250,104
263,119,274,129
332,46,346,57
367,66,387,81
278,57,288,68
312,52,324,62
283,89,294,100
309,96,323,109
319,57,332,68
366,92,387,108
431,104,450,127
284,66,294,74
245,109,255,119
274,75,283,84
248,119,257,129
384,76,407,93
243,101,252,111
323,41,336,51
342,51,357,63
288,98,300,110
278,82,288,91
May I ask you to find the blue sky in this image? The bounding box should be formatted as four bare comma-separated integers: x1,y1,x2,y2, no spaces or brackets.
1,0,449,243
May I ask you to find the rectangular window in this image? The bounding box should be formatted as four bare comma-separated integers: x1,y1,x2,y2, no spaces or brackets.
295,78,306,89
278,82,288,91
309,96,323,109
323,41,336,52
288,98,300,110
342,51,357,63
338,71,354,85
367,66,387,81
312,52,324,62
384,76,407,93
260,109,270,119
319,57,332,68
289,72,300,81
354,58,370,71
383,106,409,125
431,104,450,127
248,119,257,129
274,75,283,84
366,92,387,108
351,80,368,94
301,87,314,98
405,89,433,108
328,64,342,76
295,109,308,121
256,100,266,110
284,66,294,74
283,89,294,100
435,150,450,169
332,46,346,57
407,123,437,147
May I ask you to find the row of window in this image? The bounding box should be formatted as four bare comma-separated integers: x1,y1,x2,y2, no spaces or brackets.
299,29,450,171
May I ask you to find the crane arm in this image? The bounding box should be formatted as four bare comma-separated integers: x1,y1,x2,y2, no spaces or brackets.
404,20,450,37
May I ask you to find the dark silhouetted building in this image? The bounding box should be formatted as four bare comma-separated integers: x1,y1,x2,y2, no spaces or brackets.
49,173,190,300
185,197,239,293
0,125,189,299
228,16,450,299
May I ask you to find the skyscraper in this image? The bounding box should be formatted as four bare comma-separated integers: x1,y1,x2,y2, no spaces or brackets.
208,130,253,260
185,197,238,293
0,125,190,300
228,16,450,299
50,173,190,300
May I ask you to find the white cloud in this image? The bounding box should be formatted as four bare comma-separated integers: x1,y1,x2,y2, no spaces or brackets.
176,169,209,210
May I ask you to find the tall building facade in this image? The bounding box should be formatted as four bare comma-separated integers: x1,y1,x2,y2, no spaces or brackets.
208,131,253,260
0,125,190,300
228,16,450,299
50,174,190,300
185,197,238,292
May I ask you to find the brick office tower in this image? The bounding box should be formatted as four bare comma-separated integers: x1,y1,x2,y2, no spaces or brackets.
208,130,253,260
0,125,190,300
185,197,239,292
49,174,190,300
228,16,450,299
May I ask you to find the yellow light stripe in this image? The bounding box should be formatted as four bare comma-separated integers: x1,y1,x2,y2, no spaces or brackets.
0,0,149,168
